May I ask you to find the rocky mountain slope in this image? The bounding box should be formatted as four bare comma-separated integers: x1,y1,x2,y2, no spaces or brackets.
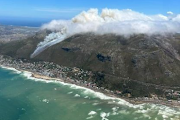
1,31,180,97
0,30,50,59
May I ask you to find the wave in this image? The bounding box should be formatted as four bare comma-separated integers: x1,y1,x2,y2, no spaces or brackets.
1,66,180,119
0,65,22,74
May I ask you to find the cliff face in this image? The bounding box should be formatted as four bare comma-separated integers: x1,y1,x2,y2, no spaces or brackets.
1,32,180,97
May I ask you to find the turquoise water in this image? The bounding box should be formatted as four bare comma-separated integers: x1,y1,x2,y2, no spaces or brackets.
0,67,180,120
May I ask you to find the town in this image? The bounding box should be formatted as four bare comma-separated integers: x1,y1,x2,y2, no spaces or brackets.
0,54,180,107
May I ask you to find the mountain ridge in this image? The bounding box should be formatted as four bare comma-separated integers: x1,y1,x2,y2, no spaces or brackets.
1,31,180,97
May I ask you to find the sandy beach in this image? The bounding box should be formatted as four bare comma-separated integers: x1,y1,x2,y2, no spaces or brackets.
0,63,180,108
30,71,180,108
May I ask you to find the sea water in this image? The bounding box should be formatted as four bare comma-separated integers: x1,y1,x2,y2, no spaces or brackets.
0,67,180,120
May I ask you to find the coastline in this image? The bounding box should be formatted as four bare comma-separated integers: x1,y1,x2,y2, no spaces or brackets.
31,72,180,108
1,65,180,108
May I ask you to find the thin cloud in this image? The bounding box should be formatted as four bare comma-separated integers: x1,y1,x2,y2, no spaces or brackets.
167,11,174,15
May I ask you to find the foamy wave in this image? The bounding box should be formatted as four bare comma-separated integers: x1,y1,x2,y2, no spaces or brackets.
74,94,80,97
100,112,110,120
67,91,73,94
26,76,180,119
20,69,180,119
42,99,49,103
86,116,94,119
1,66,180,119
0,65,22,74
22,71,52,83
88,111,97,116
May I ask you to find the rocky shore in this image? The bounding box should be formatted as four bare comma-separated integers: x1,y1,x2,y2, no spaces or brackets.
0,54,180,108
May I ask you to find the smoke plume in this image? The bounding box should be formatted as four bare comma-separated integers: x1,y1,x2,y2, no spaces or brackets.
31,8,180,58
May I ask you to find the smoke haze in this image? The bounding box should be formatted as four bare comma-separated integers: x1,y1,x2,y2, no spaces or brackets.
31,8,180,58
42,8,180,35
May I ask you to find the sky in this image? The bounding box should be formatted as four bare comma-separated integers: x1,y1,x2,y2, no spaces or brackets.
0,0,180,26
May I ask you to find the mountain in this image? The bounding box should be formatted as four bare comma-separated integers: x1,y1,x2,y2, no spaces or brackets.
1,31,180,97
0,30,50,59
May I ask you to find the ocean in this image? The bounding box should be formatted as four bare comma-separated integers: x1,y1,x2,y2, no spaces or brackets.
0,20,49,27
0,67,180,120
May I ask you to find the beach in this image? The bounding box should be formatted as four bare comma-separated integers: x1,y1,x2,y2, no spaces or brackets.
2,65,180,109
0,55,180,108
1,67,180,120
31,71,180,108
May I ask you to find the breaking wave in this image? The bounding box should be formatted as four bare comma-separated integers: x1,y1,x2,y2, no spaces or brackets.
1,66,180,119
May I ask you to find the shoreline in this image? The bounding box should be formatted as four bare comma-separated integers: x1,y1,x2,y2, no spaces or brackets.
1,65,180,108
31,73,180,108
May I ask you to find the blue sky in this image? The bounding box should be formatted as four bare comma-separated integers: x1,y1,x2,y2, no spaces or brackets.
0,0,180,25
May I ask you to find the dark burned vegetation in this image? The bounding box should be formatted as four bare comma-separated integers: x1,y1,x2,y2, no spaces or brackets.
97,54,111,62
1,32,180,99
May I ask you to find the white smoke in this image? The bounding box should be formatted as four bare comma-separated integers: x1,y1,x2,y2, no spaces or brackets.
31,8,180,58
172,14,180,22
41,8,180,35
